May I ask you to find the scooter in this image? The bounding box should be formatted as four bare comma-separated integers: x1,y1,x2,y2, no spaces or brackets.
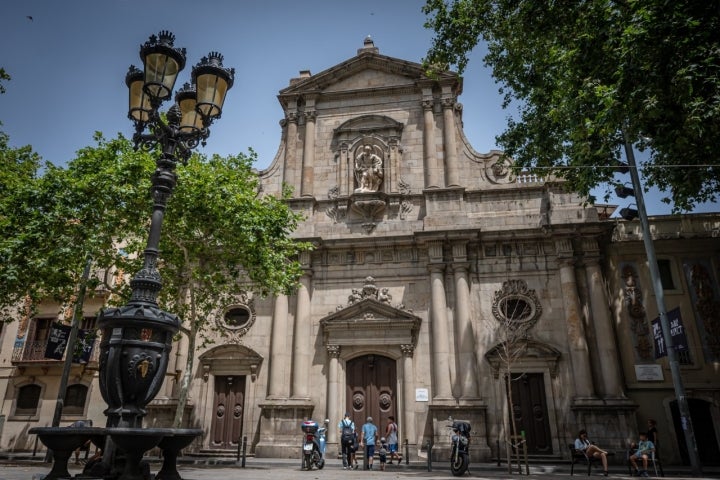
301,419,328,470
449,419,471,476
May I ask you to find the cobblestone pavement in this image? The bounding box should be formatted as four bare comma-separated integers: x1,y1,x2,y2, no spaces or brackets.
3,459,718,480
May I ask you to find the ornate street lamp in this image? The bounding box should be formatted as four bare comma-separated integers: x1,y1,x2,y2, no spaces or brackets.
98,30,234,429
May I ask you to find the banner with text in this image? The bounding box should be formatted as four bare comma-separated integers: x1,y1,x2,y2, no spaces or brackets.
652,307,689,359
44,322,71,360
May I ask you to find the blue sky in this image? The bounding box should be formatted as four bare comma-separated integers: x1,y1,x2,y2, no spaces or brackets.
2,0,716,215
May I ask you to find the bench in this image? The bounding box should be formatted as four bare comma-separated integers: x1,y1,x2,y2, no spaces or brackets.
569,444,615,476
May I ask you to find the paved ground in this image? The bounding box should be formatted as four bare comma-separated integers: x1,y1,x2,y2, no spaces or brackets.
2,458,719,480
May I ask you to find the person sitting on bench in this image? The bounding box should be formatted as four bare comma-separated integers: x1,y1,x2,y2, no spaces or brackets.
575,429,609,476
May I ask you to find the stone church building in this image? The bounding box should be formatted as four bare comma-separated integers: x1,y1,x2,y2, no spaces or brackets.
1,38,718,466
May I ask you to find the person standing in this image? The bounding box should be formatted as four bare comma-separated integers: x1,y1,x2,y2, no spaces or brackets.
360,416,378,470
646,419,658,445
337,412,356,469
378,437,388,471
385,415,399,464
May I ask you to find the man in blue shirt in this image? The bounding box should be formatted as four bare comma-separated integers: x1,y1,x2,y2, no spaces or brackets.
360,416,378,470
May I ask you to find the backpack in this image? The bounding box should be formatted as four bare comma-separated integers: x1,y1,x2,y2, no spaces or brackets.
341,420,354,442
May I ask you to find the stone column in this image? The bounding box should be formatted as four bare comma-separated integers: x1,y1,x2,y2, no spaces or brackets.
301,99,317,197
326,345,341,444
401,344,417,446
428,241,453,399
441,95,460,187
292,254,312,399
339,142,349,196
284,110,298,190
268,293,290,398
452,242,478,398
422,95,440,189
556,239,595,399
583,239,625,398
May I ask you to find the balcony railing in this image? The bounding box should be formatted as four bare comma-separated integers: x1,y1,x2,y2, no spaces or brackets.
12,335,101,365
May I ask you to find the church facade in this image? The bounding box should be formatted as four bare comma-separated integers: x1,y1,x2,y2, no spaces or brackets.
0,38,718,465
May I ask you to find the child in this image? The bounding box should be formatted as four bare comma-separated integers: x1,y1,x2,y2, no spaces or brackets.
629,432,655,477
349,431,359,469
378,437,388,471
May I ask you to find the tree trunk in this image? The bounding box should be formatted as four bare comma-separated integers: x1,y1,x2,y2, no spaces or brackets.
173,329,197,428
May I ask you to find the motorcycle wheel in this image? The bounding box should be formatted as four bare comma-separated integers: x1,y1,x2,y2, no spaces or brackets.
302,453,312,470
317,458,325,470
450,452,469,476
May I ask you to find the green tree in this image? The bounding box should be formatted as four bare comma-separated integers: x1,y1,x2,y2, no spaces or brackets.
0,133,151,321
152,151,309,427
0,68,9,94
423,0,720,211
1,130,308,427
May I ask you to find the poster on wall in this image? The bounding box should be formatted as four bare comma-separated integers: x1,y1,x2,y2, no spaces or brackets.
652,307,689,359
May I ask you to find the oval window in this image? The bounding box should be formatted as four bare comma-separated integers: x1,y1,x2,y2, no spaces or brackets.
224,306,251,328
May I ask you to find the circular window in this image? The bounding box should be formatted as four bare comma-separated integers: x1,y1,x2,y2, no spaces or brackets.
491,280,542,330
224,307,251,328
217,299,256,338
499,297,533,321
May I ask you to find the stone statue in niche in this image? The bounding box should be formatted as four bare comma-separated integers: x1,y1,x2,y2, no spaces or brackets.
354,144,384,192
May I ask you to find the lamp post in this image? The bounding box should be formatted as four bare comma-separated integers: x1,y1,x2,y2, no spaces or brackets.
98,30,234,429
621,134,702,475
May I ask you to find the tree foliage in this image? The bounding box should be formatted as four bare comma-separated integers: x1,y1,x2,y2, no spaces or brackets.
423,0,720,211
0,133,151,320
1,130,308,425
151,151,309,426
0,68,9,94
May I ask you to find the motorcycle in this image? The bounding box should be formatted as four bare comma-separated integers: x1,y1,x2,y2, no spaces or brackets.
449,419,471,476
301,419,328,470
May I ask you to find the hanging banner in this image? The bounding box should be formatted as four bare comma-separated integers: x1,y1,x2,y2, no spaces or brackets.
73,329,96,363
44,322,71,360
652,307,689,359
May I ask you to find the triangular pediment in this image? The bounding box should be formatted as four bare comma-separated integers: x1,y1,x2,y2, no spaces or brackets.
484,337,561,378
279,52,458,97
320,298,421,347
321,297,418,323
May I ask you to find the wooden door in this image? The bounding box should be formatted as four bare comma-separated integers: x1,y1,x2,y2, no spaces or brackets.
346,355,396,439
508,373,553,454
210,375,245,449
671,398,720,465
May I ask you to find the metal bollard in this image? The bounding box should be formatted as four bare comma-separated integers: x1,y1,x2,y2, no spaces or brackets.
32,435,38,458
241,435,247,468
240,437,242,463
426,439,433,472
497,439,501,467
404,438,409,465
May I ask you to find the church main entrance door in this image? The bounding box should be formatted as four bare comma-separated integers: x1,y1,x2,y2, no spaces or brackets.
346,354,397,437
210,375,246,449
508,373,553,454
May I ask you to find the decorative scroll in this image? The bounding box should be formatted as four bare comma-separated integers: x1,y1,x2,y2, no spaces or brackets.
684,261,720,361
622,264,654,361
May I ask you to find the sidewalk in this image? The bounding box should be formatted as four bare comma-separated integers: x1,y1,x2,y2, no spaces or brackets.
2,456,719,480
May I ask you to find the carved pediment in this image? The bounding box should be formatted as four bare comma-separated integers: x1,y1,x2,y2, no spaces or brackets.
279,51,457,98
199,344,263,380
484,337,561,378
320,298,421,347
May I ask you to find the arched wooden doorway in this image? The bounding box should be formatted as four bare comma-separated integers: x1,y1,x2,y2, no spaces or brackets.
346,354,397,436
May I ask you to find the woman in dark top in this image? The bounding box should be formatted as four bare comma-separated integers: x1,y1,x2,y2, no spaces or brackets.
646,419,658,447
